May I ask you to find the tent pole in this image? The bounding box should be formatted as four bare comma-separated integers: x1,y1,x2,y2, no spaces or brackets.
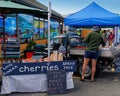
114,26,118,44
48,0,51,61
3,13,6,59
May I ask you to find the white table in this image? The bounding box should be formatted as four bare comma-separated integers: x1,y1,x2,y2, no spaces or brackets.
1,72,74,94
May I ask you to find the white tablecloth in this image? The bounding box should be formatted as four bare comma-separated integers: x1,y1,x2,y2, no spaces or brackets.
1,72,74,94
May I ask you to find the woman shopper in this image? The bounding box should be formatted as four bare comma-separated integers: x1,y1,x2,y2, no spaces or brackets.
108,32,114,46
80,26,105,82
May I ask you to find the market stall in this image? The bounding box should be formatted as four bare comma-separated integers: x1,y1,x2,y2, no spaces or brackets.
1,53,77,94
64,2,120,43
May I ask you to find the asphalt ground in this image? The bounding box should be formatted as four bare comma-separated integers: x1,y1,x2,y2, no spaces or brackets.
0,62,120,96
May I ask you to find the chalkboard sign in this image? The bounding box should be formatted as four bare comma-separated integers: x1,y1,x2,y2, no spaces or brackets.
47,70,67,95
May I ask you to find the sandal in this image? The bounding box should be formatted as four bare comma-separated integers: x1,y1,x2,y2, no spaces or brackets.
80,78,85,82
90,80,95,82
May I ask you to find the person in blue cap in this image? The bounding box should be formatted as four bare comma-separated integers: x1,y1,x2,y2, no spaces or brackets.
80,26,105,82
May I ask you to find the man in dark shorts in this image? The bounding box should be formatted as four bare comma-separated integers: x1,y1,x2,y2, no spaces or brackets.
81,26,105,82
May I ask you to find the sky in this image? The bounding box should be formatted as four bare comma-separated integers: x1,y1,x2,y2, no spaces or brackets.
36,0,120,15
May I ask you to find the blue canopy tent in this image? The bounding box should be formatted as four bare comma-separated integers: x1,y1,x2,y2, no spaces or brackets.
64,2,120,27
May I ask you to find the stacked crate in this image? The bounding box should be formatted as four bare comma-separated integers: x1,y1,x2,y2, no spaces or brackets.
2,38,20,60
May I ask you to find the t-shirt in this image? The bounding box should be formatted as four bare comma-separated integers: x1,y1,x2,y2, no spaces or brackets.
108,34,114,40
83,31,105,51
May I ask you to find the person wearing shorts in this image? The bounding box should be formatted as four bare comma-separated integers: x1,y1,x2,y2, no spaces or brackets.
81,26,105,82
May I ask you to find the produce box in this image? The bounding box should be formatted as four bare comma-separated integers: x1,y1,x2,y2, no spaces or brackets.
99,47,112,58
99,46,120,58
